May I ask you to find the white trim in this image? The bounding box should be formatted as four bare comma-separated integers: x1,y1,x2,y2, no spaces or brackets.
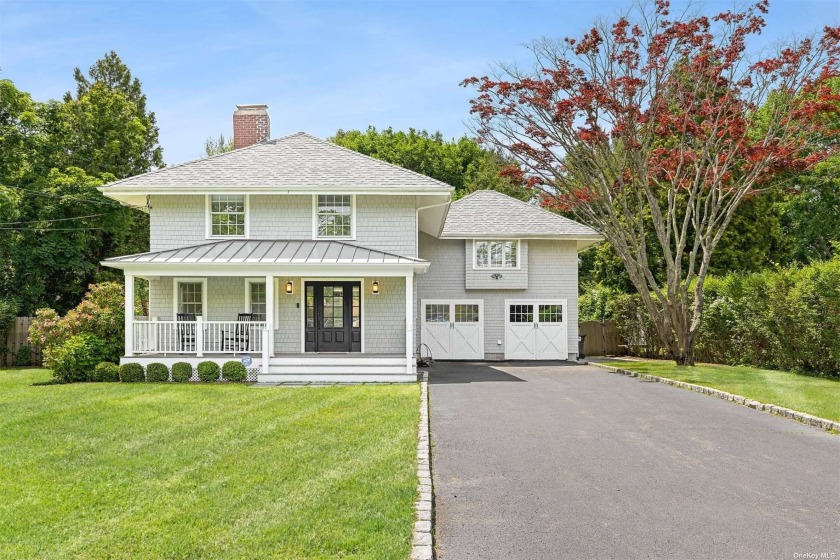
244,277,267,320
172,277,207,319
472,239,521,270
103,262,429,277
312,194,356,240
124,274,135,357
205,194,249,239
299,277,365,354
420,299,484,360
405,274,414,374
101,187,452,196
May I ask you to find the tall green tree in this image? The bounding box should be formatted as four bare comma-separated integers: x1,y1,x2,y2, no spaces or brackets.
0,52,162,315
331,127,530,200
63,51,163,177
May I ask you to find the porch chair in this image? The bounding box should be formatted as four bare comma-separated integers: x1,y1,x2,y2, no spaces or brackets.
177,313,197,352
223,313,255,352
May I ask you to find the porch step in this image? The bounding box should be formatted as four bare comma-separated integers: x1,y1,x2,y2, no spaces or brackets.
268,364,414,374
258,373,417,383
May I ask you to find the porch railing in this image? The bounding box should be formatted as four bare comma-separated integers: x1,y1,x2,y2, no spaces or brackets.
132,319,268,356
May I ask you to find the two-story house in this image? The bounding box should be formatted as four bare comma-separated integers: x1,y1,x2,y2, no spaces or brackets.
100,105,601,382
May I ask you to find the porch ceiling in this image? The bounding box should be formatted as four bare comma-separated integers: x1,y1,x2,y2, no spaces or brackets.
101,239,429,275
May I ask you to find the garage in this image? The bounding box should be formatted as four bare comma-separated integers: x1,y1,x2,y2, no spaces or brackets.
505,299,568,360
421,300,484,360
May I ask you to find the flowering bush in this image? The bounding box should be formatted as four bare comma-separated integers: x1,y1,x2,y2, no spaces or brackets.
29,282,125,366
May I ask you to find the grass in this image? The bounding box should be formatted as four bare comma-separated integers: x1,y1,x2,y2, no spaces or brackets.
0,368,420,560
601,359,840,422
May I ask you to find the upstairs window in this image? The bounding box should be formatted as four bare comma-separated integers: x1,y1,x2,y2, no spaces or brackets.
474,240,518,269
209,195,247,237
315,195,353,238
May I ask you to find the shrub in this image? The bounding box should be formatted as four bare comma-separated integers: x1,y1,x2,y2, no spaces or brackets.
172,362,193,383
29,282,125,365
197,361,220,383
47,333,110,383
222,361,247,382
13,344,32,367
146,362,169,382
93,362,120,382
119,362,145,383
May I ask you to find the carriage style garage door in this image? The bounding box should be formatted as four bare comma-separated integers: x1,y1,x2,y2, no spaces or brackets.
505,299,568,360
421,300,484,360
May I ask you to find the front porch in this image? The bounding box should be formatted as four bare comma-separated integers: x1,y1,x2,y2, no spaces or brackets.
108,239,429,383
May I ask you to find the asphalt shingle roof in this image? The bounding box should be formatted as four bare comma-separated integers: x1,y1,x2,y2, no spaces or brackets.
99,132,454,191
441,190,602,239
103,239,427,265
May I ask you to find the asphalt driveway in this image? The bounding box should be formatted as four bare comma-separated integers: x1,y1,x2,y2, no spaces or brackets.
429,362,840,559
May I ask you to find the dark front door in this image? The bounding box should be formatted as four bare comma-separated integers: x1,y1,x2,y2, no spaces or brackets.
305,282,361,352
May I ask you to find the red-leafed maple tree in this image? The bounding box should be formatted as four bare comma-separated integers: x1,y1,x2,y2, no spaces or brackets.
463,0,839,365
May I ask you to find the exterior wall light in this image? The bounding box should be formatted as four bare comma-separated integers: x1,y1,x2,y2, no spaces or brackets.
285,280,294,294
371,280,380,295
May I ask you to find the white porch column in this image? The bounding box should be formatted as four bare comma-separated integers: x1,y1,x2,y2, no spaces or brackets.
405,273,414,375
124,273,134,357
265,275,275,357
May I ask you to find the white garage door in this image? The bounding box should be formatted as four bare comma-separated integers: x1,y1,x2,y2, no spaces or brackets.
505,300,568,360
421,300,483,360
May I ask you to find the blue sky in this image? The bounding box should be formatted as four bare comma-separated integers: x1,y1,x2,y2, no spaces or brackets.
1,0,837,165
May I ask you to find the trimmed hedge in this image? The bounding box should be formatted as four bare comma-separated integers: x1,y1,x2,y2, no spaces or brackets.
146,362,169,383
119,363,145,383
222,361,247,382
92,362,120,382
197,361,220,383
611,255,840,377
48,333,110,383
172,362,193,383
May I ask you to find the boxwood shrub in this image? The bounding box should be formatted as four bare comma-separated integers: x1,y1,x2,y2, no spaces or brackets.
197,361,220,383
119,362,145,383
172,362,193,383
146,362,169,383
92,362,120,382
222,361,247,382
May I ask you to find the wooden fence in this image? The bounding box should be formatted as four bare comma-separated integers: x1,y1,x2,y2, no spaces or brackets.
3,317,41,366
579,320,625,357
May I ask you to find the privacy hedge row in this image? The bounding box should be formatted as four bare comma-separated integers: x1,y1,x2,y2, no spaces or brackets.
612,255,840,378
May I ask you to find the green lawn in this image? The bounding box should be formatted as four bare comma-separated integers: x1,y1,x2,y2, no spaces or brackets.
601,360,840,422
0,368,420,560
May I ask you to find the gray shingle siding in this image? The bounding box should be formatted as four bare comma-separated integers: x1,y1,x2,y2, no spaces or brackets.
416,232,578,360
148,194,417,256
464,240,529,290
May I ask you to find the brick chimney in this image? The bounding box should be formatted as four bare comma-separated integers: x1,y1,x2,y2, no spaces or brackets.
233,104,270,149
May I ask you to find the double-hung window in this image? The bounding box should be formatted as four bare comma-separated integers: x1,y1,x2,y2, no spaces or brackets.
209,195,247,237
175,279,205,317
315,195,353,238
474,240,518,269
247,281,267,321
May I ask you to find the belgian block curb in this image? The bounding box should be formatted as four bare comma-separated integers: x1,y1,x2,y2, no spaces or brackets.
588,362,840,434
410,372,434,560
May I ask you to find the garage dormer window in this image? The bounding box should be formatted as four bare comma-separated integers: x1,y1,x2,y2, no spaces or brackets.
474,240,519,269
208,195,248,237
314,194,354,238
